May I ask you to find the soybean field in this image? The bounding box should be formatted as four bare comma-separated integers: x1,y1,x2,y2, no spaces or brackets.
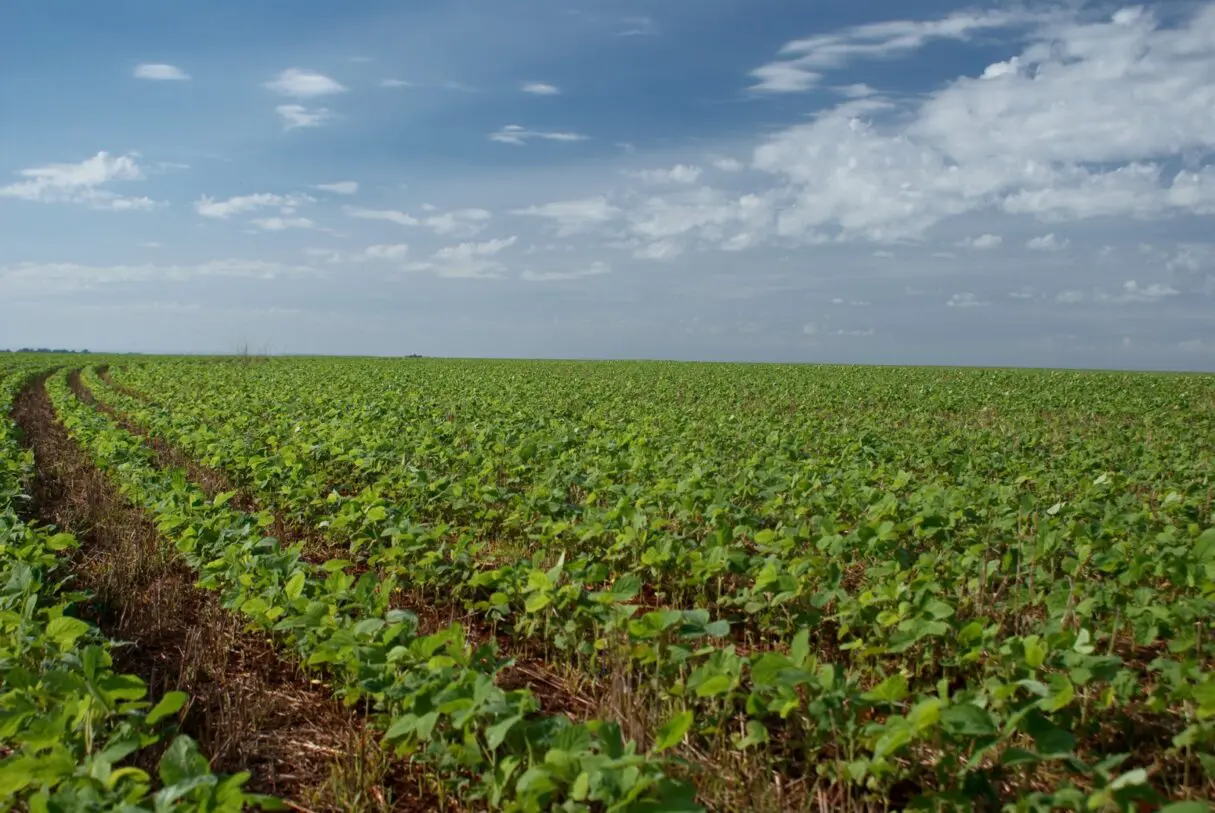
3,354,1215,812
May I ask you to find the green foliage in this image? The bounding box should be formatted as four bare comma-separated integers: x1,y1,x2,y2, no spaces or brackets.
50,357,1215,808
0,365,262,812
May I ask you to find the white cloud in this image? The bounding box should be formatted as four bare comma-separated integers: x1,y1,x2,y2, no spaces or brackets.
345,206,418,227
408,236,518,279
625,164,703,185
432,236,516,262
1180,339,1215,353
0,259,318,293
1054,280,1180,305
831,298,871,306
313,181,358,195
303,244,410,264
632,239,684,261
276,105,334,130
522,82,561,95
195,193,312,219
134,63,190,81
361,244,410,261
489,125,589,145
1026,233,1067,251
712,157,745,172
250,216,318,231
751,9,1041,92
522,261,610,282
739,4,1215,243
946,292,990,308
837,83,879,98
802,322,819,336
264,68,347,98
833,327,875,337
965,234,1003,250
512,196,622,236
421,208,492,237
624,187,772,255
0,151,155,211
1110,280,1179,304
749,63,822,93
379,78,475,92
344,206,491,237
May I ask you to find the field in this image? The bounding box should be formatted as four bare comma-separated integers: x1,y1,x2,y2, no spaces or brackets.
3,355,1214,812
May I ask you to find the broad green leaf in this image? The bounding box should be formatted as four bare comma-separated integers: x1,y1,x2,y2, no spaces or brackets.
652,710,693,754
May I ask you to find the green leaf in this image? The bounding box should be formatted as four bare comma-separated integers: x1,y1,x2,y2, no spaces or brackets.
47,616,90,649
485,714,522,751
652,710,693,754
791,628,810,667
941,703,997,737
46,532,77,551
1023,636,1047,669
524,593,551,613
159,736,211,785
284,571,306,601
694,674,734,698
862,673,909,705
146,691,189,726
1195,528,1215,563
366,505,388,523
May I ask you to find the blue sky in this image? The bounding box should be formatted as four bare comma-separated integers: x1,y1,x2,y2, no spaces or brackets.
2,0,1214,369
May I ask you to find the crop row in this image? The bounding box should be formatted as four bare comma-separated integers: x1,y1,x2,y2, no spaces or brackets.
0,366,260,811
97,359,1215,808
52,369,699,812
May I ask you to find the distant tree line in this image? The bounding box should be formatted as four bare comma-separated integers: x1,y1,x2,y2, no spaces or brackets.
1,348,92,354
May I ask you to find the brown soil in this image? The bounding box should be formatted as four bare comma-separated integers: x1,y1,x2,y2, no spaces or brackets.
12,374,445,812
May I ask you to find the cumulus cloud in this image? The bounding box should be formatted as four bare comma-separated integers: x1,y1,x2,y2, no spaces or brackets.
305,244,410,264
625,187,772,256
195,192,313,219
625,164,703,185
489,125,589,145
264,68,347,98
1026,233,1067,251
249,216,318,231
276,105,334,130
408,236,518,279
344,206,418,227
1110,280,1179,304
522,82,560,95
964,234,1003,249
522,261,610,282
344,206,491,237
422,208,492,237
736,4,1215,244
512,196,622,236
134,63,190,81
0,151,156,211
313,181,358,195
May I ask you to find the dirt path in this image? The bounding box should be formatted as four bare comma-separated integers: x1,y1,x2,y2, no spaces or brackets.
12,374,436,812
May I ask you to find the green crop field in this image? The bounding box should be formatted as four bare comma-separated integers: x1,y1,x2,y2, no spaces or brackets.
3,354,1214,812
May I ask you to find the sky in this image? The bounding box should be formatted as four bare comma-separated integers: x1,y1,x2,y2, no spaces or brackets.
2,0,1214,370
